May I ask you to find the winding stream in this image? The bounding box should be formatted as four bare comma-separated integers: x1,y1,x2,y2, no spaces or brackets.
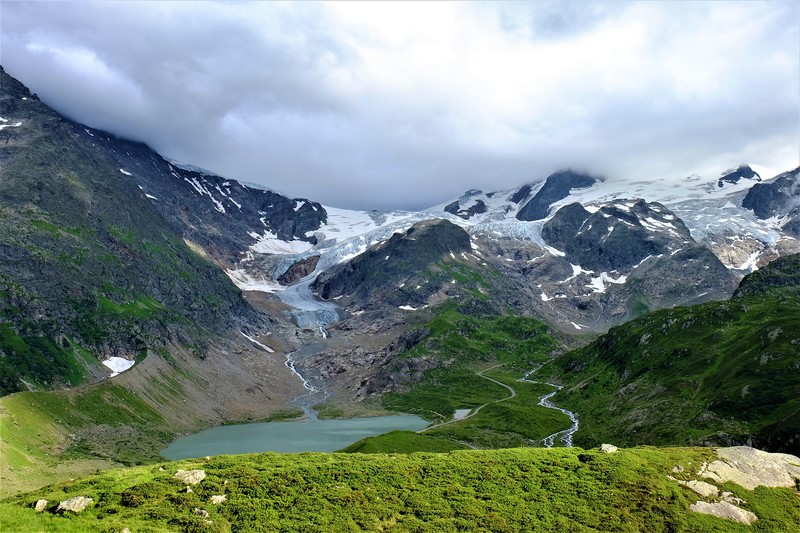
519,368,579,447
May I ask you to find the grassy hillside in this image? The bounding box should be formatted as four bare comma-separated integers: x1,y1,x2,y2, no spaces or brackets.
2,446,798,532
341,303,573,451
543,255,800,454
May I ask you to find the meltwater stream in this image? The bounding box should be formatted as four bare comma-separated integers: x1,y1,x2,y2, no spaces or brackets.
519,368,579,447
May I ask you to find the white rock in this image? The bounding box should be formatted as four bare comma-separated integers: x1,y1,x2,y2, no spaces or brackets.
210,494,227,505
699,446,800,491
689,501,757,525
56,496,93,513
174,469,206,485
34,499,48,512
600,443,618,453
677,479,719,498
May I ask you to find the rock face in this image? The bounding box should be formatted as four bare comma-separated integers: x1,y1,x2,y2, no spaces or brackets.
699,446,800,491
67,130,327,265
541,200,693,271
278,255,320,284
516,170,598,221
56,496,93,513
312,219,471,305
689,501,758,525
174,469,206,485
742,167,799,221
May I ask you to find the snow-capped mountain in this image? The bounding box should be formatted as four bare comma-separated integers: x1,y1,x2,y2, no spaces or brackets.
6,60,793,333
212,163,796,332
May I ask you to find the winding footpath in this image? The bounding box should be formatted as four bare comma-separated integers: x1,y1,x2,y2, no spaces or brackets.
418,364,515,433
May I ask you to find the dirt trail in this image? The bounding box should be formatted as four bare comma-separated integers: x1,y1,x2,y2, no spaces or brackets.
419,364,515,433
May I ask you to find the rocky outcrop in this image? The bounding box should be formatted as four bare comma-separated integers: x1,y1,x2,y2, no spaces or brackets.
718,164,761,188
312,219,471,304
516,170,597,221
509,184,532,205
541,199,694,271
444,196,489,220
698,446,800,490
742,167,799,220
278,255,320,284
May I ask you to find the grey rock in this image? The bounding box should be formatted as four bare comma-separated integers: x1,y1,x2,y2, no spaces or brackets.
194,508,210,518
742,167,799,220
34,499,48,512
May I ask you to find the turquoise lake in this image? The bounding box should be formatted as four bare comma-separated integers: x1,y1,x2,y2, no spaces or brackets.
160,414,428,460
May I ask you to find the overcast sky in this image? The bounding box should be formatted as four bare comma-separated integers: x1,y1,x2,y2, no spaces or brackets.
2,1,798,210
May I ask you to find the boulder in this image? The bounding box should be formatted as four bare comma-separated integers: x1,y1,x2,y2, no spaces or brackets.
600,443,618,453
56,496,93,513
210,495,227,505
174,469,206,485
34,499,48,512
194,508,210,518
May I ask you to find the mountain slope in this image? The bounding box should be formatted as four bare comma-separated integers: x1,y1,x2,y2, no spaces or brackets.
0,66,265,394
544,254,800,454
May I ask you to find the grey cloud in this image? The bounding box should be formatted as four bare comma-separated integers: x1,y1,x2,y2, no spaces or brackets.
1,1,798,210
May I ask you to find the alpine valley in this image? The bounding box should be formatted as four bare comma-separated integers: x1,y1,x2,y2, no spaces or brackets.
1,67,799,531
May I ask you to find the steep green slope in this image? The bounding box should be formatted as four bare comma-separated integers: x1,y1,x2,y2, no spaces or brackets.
0,66,258,394
3,447,798,532
545,254,800,454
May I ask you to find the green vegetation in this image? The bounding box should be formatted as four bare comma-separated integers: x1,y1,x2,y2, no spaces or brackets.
0,382,174,497
3,446,798,532
543,291,800,453
358,304,572,451
341,431,469,453
0,324,91,394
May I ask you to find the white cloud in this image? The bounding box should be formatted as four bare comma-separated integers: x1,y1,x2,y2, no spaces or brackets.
1,1,798,209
